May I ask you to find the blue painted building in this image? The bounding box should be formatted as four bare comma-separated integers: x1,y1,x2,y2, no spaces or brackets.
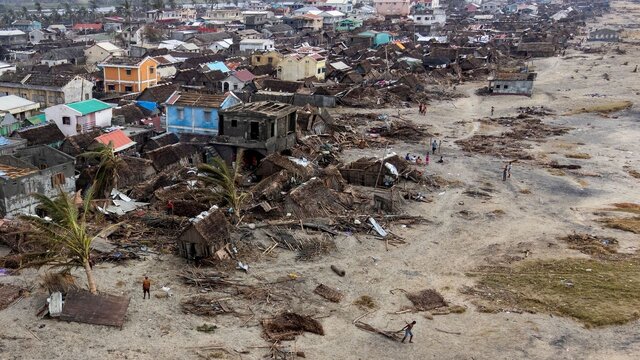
165,92,241,135
355,30,394,47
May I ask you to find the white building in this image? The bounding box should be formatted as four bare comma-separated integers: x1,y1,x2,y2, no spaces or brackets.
320,10,346,29
0,95,40,122
84,41,125,65
45,99,113,136
325,0,354,14
0,62,16,76
209,39,233,53
239,38,275,52
411,8,447,28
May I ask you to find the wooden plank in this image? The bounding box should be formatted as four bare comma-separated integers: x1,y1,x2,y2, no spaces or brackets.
60,291,130,327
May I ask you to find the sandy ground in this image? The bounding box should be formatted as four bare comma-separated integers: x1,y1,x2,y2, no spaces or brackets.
3,3,640,360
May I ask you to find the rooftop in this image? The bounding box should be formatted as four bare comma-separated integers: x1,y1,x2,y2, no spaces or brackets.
222,101,297,118
100,56,156,67
167,92,230,108
0,95,38,112
232,69,255,82
95,41,122,52
94,129,136,152
67,99,112,115
0,162,37,180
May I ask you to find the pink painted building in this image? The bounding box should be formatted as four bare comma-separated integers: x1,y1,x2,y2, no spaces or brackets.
374,0,411,16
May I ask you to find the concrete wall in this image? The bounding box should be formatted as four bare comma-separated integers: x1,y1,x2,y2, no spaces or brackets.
166,96,241,135
62,78,94,104
45,105,111,136
490,80,534,96
0,146,75,216
239,39,275,52
167,105,220,135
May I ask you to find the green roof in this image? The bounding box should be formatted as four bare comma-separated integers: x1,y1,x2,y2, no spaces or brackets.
26,113,46,125
67,99,112,115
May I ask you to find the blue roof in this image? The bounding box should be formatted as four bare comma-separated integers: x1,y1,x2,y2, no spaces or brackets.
206,61,230,73
136,100,158,112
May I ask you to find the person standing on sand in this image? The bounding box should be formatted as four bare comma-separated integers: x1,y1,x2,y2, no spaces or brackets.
507,162,513,178
491,106,495,116
432,139,438,154
143,276,151,299
425,153,430,166
503,165,508,181
401,321,416,343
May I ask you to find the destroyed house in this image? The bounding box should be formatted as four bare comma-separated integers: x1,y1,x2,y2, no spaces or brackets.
588,29,619,42
214,102,298,163
178,210,230,260
165,92,242,135
11,122,66,148
144,143,201,171
489,72,537,96
339,155,409,187
515,42,556,57
0,73,94,108
0,145,75,216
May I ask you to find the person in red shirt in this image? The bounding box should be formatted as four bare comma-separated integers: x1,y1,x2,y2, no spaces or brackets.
401,321,416,343
143,276,151,299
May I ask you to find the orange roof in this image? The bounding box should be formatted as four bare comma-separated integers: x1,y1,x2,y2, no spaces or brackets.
94,129,136,152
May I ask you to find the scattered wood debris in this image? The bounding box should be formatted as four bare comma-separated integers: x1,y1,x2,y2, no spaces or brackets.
314,284,344,303
182,296,233,316
262,313,324,341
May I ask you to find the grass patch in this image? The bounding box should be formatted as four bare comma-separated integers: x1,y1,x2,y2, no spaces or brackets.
600,217,640,234
565,153,592,159
353,295,377,310
567,100,632,115
547,168,566,176
466,258,640,327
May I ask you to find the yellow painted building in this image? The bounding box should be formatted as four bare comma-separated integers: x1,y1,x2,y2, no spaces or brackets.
250,50,283,67
100,56,160,93
277,53,326,81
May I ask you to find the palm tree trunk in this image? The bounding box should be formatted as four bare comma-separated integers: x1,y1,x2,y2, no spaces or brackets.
83,259,98,294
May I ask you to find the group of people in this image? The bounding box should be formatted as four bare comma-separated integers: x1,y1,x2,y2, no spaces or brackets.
418,103,428,115
502,160,516,181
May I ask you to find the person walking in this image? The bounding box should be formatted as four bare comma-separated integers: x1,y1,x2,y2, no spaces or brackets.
507,162,513,178
432,139,438,154
425,152,430,166
143,276,151,299
401,321,416,343
491,106,495,116
167,200,174,215
502,165,508,181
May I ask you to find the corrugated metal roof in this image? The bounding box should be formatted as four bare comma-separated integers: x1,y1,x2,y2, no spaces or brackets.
0,95,38,111
94,129,135,152
67,99,112,115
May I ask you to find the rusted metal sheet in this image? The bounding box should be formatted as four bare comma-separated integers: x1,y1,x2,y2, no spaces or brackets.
60,291,130,328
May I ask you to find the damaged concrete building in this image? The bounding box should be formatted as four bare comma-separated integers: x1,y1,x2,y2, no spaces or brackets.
0,145,75,216
488,72,537,96
213,101,298,163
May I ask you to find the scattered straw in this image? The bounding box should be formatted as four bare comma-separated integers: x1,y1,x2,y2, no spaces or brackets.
600,217,640,234
565,153,592,159
566,100,633,115
353,295,377,310
406,289,447,311
559,234,618,258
